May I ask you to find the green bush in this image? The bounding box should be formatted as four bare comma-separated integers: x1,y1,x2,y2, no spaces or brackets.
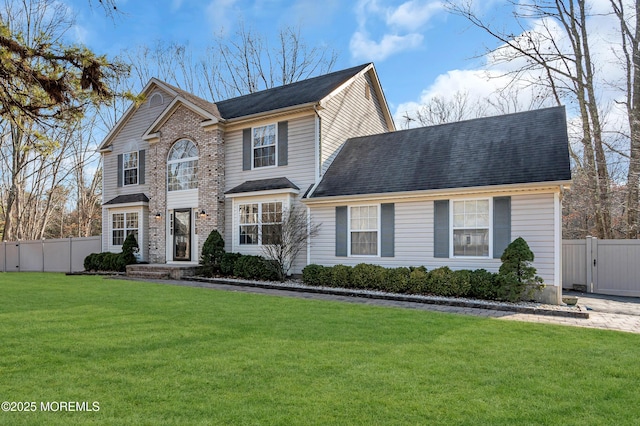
220,252,242,276
468,269,499,300
121,234,139,266
497,237,544,302
448,270,472,297
426,266,452,295
351,263,386,290
83,251,127,272
302,264,330,286
331,264,352,288
408,266,429,294
200,229,225,276
233,255,279,281
385,267,411,293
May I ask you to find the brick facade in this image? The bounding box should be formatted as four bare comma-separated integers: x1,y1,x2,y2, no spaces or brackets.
148,105,225,263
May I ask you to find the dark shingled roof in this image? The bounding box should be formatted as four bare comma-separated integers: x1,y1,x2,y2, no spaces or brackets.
225,177,300,195
216,64,370,119
310,106,571,198
104,193,149,205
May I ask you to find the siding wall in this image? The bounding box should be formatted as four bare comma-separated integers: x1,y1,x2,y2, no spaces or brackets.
308,192,557,284
101,88,176,256
224,115,317,269
319,72,390,175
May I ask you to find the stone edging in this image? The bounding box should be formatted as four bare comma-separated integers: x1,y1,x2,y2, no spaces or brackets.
189,277,590,319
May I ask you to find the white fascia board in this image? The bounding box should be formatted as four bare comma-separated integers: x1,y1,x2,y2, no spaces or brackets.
225,188,300,199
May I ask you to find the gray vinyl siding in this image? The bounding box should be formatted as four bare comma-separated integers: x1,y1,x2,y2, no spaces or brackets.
224,115,316,191
224,116,316,272
307,192,556,284
102,88,175,203
319,72,390,175
101,88,174,258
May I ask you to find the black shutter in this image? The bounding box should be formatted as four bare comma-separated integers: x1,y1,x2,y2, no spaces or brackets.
242,128,251,170
381,203,395,257
138,149,145,185
278,121,288,166
493,196,511,259
117,154,123,187
335,206,348,257
434,200,449,258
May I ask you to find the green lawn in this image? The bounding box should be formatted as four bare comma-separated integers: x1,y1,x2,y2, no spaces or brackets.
1,273,639,425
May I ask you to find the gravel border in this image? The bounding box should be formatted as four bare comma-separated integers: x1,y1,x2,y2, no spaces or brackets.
188,276,590,319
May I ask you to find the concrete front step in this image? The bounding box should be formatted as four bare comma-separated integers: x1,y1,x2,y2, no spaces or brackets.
126,264,198,280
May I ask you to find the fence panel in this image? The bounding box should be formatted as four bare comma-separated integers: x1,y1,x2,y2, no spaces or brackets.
70,237,101,272
43,239,72,272
596,240,640,297
562,238,640,297
1,237,101,273
562,240,586,290
20,240,44,272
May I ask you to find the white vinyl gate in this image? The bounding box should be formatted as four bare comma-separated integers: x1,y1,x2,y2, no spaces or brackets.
563,237,640,297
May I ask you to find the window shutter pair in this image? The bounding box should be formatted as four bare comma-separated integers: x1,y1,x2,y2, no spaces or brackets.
242,121,288,170
433,197,511,259
335,203,395,257
117,150,145,187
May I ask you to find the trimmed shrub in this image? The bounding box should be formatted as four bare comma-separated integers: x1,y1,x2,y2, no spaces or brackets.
351,263,386,290
497,237,544,302
426,266,452,295
468,269,499,300
302,264,326,286
233,255,279,281
83,251,127,272
200,229,225,276
331,264,352,288
220,252,242,276
385,267,411,293
121,233,139,266
408,266,429,294
448,269,472,297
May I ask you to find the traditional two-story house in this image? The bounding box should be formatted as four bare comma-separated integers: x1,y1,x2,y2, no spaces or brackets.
99,63,571,303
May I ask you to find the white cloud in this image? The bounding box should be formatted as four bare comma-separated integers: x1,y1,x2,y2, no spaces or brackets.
350,0,443,62
386,0,444,31
351,31,423,61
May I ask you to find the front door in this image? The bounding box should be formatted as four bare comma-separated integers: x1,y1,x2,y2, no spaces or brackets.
173,209,191,261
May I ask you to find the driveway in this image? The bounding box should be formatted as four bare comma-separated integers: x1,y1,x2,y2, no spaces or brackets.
563,290,640,316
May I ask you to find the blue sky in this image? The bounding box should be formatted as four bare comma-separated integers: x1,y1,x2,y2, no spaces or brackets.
63,0,516,121
62,0,629,137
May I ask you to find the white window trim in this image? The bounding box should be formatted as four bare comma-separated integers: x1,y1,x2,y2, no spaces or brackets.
251,123,278,170
123,151,138,186
111,211,139,247
347,204,380,257
233,196,291,251
237,200,284,246
449,197,493,259
167,140,199,192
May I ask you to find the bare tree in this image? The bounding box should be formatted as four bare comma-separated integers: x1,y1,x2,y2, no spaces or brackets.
261,204,321,282
447,0,615,238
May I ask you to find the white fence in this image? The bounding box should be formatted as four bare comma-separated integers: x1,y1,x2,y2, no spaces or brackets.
0,237,101,273
563,237,640,297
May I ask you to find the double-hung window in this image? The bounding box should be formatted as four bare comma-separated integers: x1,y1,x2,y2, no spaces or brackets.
239,201,283,245
123,152,138,185
452,199,490,257
253,124,276,168
349,205,378,256
112,212,138,246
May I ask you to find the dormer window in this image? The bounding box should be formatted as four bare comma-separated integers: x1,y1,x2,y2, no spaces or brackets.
253,124,277,168
123,151,138,185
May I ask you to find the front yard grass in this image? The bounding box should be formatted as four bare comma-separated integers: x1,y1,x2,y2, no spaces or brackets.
1,273,639,425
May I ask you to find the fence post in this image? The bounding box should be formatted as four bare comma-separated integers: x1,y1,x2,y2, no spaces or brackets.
591,237,598,293
69,237,73,274
585,237,593,293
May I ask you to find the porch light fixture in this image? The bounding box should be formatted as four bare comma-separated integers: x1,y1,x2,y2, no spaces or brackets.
199,210,207,218
155,213,162,220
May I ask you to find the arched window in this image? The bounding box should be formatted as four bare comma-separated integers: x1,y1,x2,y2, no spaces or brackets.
167,139,198,191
